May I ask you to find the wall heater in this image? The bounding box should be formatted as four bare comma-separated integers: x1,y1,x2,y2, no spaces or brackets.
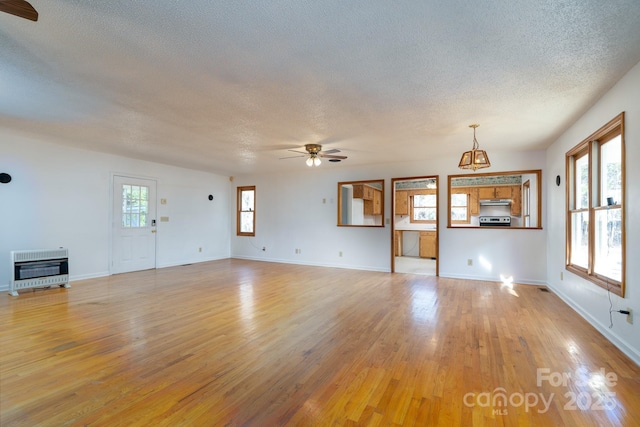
10,248,70,297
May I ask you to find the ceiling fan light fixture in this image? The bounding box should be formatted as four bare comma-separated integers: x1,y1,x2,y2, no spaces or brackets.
313,156,321,166
306,156,314,167
458,124,491,171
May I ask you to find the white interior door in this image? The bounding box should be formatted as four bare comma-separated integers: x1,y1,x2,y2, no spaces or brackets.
112,175,157,274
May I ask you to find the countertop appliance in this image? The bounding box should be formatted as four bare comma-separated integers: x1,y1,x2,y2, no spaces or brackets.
479,216,511,226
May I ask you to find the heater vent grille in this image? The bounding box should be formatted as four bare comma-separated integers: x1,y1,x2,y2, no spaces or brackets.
13,248,68,263
10,249,70,296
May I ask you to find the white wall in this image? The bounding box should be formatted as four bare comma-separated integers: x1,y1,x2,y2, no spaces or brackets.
0,132,231,288
231,149,547,284
546,60,640,365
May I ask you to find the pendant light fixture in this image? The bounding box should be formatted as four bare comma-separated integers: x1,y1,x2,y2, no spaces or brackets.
458,124,491,171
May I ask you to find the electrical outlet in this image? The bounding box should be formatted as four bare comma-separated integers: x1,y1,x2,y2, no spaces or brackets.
295,248,301,254
339,251,343,257
198,247,202,253
467,259,473,266
627,308,633,325
560,271,563,280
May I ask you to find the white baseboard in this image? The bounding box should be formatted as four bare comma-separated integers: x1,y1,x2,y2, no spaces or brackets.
232,255,389,273
156,255,229,269
547,284,640,367
438,272,547,286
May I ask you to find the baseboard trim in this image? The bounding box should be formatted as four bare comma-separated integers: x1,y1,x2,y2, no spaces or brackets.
547,284,640,367
232,256,389,273
438,272,546,286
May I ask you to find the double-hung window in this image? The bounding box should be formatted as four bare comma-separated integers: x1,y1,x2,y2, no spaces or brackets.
566,113,625,296
237,186,256,236
411,192,436,224
450,191,470,224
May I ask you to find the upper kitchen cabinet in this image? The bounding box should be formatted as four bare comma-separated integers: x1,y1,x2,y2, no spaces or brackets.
338,180,384,226
395,190,409,216
447,170,541,229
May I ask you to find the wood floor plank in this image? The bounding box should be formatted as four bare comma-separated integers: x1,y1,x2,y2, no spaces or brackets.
1,259,639,426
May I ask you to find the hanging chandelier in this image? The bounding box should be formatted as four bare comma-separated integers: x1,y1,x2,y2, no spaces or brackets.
458,124,491,171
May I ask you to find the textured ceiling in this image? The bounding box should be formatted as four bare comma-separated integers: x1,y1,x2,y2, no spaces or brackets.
2,1,640,175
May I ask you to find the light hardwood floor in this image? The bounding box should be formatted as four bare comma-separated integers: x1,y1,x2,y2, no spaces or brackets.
1,259,638,426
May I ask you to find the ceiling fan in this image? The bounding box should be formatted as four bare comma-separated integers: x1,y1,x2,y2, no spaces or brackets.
0,0,38,21
280,144,347,167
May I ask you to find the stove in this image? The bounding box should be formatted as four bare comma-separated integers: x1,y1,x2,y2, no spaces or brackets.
479,216,511,226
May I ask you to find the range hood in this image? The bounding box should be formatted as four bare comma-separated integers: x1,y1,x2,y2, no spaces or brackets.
479,199,511,206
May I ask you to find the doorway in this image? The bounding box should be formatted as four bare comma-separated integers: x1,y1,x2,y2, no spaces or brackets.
391,176,439,275
111,175,157,274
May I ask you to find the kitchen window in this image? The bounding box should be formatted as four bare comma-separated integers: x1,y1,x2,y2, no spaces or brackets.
237,186,256,236
450,192,469,224
410,193,436,223
566,113,625,296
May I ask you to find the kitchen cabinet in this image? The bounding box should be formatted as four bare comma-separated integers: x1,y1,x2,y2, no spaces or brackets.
353,184,376,200
479,186,512,199
469,187,480,215
373,188,382,215
478,186,496,200
363,187,382,215
395,190,409,215
419,231,437,259
510,185,522,216
394,230,403,256
478,185,521,216
495,186,512,199
354,184,382,216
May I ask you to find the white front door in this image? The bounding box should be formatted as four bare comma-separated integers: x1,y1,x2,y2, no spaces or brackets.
112,175,157,274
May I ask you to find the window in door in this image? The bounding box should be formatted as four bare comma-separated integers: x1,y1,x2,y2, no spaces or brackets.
122,184,149,228
237,186,256,236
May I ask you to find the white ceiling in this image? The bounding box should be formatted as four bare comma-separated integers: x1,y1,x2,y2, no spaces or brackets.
2,1,640,175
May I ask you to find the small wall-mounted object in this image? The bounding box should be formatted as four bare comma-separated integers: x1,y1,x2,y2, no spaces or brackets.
556,175,561,186
208,194,214,201
0,173,11,184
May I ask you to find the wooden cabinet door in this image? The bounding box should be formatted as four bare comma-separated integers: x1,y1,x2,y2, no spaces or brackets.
373,189,382,215
352,184,365,199
469,188,480,215
510,185,522,216
394,230,402,256
395,191,409,215
478,187,495,199
419,231,437,258
495,186,512,199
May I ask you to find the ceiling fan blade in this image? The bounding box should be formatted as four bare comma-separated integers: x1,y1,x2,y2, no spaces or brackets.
319,148,341,155
287,149,308,155
319,154,347,160
0,0,38,21
279,154,306,160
